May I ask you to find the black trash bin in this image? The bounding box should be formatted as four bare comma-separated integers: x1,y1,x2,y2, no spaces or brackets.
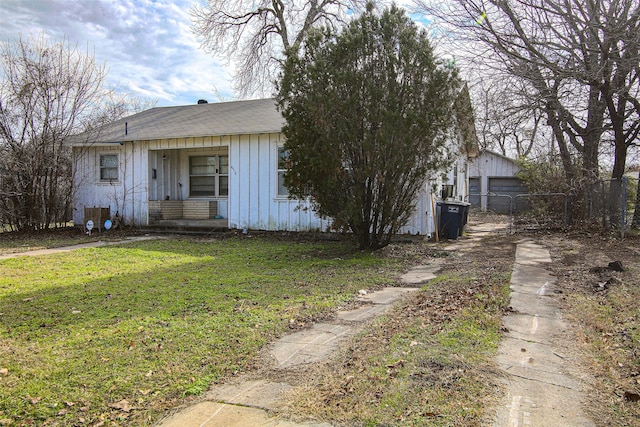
438,201,471,240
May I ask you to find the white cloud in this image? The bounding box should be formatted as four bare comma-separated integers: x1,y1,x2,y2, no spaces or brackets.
0,0,235,106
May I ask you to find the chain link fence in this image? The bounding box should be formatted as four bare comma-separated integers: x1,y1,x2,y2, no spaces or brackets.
585,177,639,236
466,176,639,236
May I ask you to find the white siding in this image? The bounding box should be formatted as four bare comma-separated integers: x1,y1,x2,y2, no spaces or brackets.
227,133,329,231
72,141,149,227
398,186,430,236
468,151,520,211
74,131,443,235
469,151,519,178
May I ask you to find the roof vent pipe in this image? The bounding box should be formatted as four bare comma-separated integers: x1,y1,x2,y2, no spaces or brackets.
125,122,128,135
197,99,208,104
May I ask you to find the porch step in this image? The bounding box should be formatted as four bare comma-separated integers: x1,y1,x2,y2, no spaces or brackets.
142,219,229,234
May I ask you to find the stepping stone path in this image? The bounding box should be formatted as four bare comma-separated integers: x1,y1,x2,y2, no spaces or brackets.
155,263,442,427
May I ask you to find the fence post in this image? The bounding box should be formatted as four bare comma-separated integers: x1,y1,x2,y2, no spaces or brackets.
621,176,628,238
563,193,568,228
512,194,518,234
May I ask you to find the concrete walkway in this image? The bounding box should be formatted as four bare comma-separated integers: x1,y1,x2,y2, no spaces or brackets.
0,235,163,260
493,239,594,426
155,263,442,427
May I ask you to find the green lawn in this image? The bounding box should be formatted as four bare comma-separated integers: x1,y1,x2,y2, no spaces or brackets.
0,236,405,426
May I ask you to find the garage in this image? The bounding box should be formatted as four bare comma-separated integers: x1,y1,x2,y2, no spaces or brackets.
469,150,528,213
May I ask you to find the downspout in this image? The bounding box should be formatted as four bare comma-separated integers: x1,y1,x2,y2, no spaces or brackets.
131,140,135,227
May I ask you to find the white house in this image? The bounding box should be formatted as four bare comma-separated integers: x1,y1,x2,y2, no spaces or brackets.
67,98,477,237
468,150,527,213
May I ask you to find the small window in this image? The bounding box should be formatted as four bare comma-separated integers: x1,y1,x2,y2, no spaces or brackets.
277,147,289,197
99,154,118,181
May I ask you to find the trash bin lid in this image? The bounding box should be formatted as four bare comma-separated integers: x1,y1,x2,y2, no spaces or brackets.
439,200,470,206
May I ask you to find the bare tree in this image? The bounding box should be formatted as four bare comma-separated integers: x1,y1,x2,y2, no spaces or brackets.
0,34,146,231
473,76,542,158
190,0,369,97
415,0,640,223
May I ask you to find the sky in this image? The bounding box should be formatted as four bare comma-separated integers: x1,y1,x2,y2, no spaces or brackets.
0,0,235,107
0,1,427,109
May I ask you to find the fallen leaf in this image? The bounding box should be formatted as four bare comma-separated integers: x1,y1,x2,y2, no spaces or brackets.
624,391,640,402
109,399,133,412
0,368,8,376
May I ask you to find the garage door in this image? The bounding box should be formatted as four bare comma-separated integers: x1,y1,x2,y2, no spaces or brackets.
488,178,528,213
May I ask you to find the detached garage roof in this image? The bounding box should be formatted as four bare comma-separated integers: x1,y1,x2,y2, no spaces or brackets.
66,98,284,145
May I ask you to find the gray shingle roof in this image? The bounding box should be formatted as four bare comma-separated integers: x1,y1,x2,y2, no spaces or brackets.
66,98,284,145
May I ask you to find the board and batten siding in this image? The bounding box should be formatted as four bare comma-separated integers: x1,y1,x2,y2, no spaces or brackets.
227,133,330,231
227,132,429,234
73,132,431,234
72,141,150,227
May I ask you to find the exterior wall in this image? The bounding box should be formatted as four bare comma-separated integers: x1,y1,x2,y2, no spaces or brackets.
72,141,149,227
227,133,330,231
73,131,447,235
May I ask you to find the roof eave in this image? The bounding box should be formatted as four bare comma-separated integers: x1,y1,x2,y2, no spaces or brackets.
67,129,285,147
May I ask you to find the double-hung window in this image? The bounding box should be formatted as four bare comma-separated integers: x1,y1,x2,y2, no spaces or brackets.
189,155,228,197
277,147,289,197
99,154,118,181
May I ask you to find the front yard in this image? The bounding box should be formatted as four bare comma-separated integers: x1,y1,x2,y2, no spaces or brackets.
4,226,635,426
0,234,408,425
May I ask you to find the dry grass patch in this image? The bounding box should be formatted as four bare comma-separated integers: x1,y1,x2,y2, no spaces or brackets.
544,233,640,427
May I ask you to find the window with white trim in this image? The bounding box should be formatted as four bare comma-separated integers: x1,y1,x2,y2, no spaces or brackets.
99,154,118,181
189,155,228,197
277,147,289,197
